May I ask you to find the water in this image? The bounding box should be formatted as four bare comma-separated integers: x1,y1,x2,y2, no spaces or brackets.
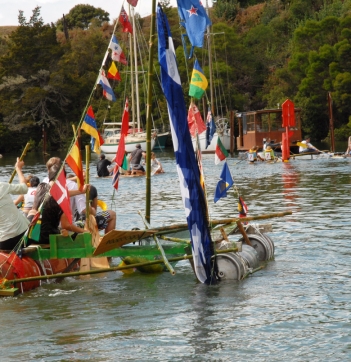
1,151,351,361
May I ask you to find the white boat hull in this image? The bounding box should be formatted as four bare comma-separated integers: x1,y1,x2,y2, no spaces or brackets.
192,130,231,153
100,134,155,154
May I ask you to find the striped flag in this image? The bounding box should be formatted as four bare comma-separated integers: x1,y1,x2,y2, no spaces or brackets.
112,164,120,190
97,70,116,102
215,137,229,164
81,106,105,154
157,5,218,285
66,139,84,191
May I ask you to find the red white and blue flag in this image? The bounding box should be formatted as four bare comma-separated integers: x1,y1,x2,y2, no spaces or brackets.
112,164,120,190
97,70,116,102
109,35,127,65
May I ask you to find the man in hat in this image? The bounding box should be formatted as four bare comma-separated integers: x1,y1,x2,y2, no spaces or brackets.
129,144,146,174
299,136,321,153
97,153,112,177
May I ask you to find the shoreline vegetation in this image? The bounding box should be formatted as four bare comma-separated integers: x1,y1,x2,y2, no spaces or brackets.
1,1,351,154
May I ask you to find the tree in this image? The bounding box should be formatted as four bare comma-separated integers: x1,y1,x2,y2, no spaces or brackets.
57,4,109,30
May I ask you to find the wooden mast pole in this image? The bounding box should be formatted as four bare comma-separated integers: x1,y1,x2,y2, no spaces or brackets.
206,0,214,115
145,0,156,224
328,92,335,152
132,6,141,131
129,4,136,135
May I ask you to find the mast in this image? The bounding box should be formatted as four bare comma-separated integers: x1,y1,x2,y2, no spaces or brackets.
132,7,141,131
206,0,214,115
145,0,156,223
129,4,136,134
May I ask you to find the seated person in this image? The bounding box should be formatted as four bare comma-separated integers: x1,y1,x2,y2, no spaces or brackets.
13,176,40,215
150,152,164,174
299,136,321,153
264,145,275,161
0,158,30,250
129,144,146,174
248,146,264,162
97,154,112,177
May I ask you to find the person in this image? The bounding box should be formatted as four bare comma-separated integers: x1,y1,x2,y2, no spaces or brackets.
344,136,351,156
150,152,164,174
13,176,40,215
0,158,30,250
129,144,146,174
97,154,112,177
299,136,321,153
248,146,264,163
264,145,275,161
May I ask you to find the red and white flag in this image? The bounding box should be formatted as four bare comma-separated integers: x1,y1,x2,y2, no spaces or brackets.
50,169,73,224
187,102,207,137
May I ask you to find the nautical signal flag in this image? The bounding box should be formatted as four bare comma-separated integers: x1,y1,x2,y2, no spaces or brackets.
81,106,105,154
50,168,73,224
214,161,234,203
177,0,211,48
112,164,120,190
189,59,208,99
238,196,248,218
215,137,229,164
187,101,207,137
66,139,84,191
206,109,216,149
120,6,133,34
107,62,121,81
109,35,127,65
98,70,116,102
157,4,218,285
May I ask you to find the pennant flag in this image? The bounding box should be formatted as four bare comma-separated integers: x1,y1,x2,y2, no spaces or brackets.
214,162,234,203
107,61,122,81
120,6,133,34
187,101,207,137
112,164,120,190
189,59,208,99
109,35,127,65
97,71,116,102
177,0,211,48
215,137,229,164
206,109,216,148
50,169,73,224
115,98,129,167
81,106,105,154
238,196,248,218
127,0,138,6
157,5,218,285
66,139,84,191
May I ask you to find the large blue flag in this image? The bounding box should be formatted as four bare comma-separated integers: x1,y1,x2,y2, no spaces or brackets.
177,0,211,48
157,5,217,285
214,161,234,203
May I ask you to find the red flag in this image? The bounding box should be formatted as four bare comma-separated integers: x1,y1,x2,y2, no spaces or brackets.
238,196,248,218
119,7,133,34
127,0,138,6
187,102,207,137
50,169,73,224
115,133,126,167
66,139,84,191
120,98,129,136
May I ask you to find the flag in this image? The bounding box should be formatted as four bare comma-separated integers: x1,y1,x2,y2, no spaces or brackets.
177,0,211,48
215,137,229,164
127,0,138,6
122,154,128,170
157,5,218,285
189,59,208,99
66,139,84,191
28,209,42,242
107,61,122,81
115,98,129,167
102,50,113,71
238,196,248,218
81,106,105,154
50,169,72,224
206,109,216,148
112,164,120,190
97,70,116,102
187,101,207,137
120,6,133,34
109,35,127,65
214,162,234,203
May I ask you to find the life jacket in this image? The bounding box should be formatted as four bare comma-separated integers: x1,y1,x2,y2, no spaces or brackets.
248,149,257,162
264,149,275,161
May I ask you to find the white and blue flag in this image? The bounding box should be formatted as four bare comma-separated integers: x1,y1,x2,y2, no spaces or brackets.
157,5,218,284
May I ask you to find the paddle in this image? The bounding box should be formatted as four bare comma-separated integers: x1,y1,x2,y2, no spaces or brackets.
8,142,31,184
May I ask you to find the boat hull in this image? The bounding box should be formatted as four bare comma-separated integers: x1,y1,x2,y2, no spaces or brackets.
101,137,155,154
192,131,231,153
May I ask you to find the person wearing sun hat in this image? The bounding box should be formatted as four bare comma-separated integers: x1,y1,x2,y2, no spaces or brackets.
299,135,320,153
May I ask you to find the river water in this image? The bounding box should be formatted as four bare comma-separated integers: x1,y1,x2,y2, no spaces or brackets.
1,151,351,361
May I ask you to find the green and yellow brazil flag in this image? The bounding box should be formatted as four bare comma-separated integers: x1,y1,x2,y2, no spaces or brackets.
189,59,208,99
